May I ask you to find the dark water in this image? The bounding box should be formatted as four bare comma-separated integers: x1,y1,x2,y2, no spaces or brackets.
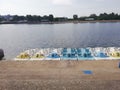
0,22,120,59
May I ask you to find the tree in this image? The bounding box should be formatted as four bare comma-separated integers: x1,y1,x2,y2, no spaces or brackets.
37,16,41,22
89,14,97,20
98,13,108,20
32,15,39,21
0,17,2,22
12,15,25,21
79,16,87,21
49,14,54,22
73,14,78,20
26,15,33,21
118,14,120,19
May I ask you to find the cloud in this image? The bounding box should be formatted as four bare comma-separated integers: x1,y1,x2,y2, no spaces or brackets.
52,0,72,5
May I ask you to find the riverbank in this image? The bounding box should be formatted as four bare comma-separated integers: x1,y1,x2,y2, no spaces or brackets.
0,60,120,90
1,20,120,24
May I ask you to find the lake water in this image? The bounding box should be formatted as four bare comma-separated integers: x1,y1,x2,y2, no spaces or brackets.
0,22,120,59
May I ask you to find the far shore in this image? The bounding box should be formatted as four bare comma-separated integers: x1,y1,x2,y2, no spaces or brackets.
1,20,120,24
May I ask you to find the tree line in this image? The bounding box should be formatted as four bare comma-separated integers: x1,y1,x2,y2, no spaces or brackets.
1,12,120,23
78,12,120,20
0,14,69,23
0,14,54,22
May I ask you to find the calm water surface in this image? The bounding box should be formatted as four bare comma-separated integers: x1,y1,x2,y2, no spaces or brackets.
0,23,120,59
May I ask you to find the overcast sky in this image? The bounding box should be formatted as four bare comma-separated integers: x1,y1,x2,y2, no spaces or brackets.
0,0,120,17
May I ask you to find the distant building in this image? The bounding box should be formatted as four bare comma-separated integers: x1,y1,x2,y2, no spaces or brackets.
85,18,94,21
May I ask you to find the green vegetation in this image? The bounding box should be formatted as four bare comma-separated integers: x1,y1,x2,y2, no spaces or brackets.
79,12,120,21
0,18,1,21
48,14,54,22
0,12,120,23
73,14,78,20
14,14,54,22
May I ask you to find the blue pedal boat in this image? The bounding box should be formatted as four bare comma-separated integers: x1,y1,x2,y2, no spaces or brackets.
45,52,60,60
61,48,77,60
77,48,94,60
95,51,109,60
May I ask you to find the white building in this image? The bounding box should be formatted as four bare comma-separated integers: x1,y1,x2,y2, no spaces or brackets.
85,18,94,21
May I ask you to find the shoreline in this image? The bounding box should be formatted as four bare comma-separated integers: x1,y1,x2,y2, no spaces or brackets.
0,60,120,90
1,60,120,80
1,20,120,24
1,60,120,79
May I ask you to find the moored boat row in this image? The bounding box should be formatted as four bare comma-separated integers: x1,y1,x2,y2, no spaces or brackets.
14,47,120,60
